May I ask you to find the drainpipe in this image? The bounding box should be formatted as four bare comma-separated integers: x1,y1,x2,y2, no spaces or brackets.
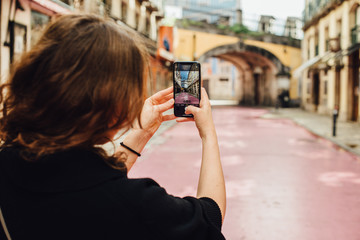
4,0,25,65
0,0,2,78
192,33,196,61
3,0,15,65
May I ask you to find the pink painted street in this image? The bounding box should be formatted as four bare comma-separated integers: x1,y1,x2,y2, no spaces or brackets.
130,107,360,240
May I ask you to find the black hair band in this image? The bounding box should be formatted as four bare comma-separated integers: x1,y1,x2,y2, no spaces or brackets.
120,142,141,157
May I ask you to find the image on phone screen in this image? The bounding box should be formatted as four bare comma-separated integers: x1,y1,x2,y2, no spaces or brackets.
173,62,201,117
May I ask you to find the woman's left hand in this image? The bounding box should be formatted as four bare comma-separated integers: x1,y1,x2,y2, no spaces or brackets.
134,87,176,137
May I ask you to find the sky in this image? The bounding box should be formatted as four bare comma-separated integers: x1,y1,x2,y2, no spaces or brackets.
242,0,306,21
240,0,306,34
164,0,307,34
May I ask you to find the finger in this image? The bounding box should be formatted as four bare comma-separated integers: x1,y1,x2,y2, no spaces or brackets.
158,93,173,104
176,117,195,123
150,87,173,102
155,98,174,113
162,114,176,121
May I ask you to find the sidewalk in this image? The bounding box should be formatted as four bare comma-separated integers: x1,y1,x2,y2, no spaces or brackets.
262,108,360,156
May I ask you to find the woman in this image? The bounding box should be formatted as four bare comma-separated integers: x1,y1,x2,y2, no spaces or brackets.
0,14,226,240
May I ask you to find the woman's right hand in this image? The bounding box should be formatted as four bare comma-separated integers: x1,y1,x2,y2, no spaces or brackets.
176,88,216,139
177,87,226,222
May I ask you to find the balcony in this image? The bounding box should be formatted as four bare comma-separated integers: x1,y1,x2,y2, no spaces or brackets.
303,0,344,30
351,25,360,45
325,39,329,51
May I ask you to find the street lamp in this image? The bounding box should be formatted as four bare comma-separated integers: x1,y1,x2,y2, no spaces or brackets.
328,37,342,137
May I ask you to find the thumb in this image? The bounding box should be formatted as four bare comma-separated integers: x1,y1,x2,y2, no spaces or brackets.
185,105,199,115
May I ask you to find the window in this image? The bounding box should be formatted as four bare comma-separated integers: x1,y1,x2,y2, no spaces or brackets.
315,31,319,56
220,78,229,82
145,19,150,36
324,80,328,95
121,3,127,21
336,19,342,47
199,0,209,6
136,13,139,29
31,11,50,47
262,23,266,32
59,0,71,4
325,26,329,51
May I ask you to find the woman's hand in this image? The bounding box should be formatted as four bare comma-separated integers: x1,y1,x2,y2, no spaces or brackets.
134,87,176,137
176,88,215,139
119,87,176,172
177,87,226,222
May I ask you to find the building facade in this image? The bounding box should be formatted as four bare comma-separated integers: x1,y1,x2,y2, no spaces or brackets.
0,0,171,95
0,0,71,81
201,57,242,101
300,0,360,122
284,17,303,39
163,0,242,26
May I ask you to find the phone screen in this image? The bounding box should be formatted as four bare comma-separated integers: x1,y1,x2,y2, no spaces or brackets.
173,62,201,117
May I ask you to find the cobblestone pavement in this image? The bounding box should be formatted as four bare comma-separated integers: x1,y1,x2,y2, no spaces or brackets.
129,106,360,240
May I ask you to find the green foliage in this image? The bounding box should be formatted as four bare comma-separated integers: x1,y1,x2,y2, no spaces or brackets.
217,24,228,30
229,24,250,34
247,31,264,37
180,19,204,28
179,19,268,38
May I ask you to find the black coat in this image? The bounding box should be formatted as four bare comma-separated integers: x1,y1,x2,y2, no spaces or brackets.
0,147,225,240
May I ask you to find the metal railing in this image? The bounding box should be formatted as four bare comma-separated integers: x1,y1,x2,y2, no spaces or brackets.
351,25,360,45
303,0,342,24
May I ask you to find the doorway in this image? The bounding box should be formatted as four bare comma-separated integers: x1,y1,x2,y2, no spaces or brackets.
254,73,260,105
334,66,341,110
313,72,320,110
349,49,359,121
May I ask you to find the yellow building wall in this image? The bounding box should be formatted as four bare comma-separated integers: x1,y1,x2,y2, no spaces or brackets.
244,39,302,69
174,28,239,61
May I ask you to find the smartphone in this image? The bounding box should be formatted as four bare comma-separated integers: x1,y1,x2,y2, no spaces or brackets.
173,61,201,117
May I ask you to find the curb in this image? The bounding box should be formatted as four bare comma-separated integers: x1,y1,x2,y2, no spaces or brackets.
261,111,360,161
290,118,360,161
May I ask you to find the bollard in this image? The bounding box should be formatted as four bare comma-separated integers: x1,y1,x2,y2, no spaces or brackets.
332,108,338,137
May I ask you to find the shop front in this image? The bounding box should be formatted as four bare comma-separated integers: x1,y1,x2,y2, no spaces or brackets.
1,0,71,78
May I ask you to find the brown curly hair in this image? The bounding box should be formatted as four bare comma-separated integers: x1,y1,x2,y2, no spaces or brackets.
0,14,149,168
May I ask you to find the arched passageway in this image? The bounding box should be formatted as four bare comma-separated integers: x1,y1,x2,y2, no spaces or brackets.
198,42,290,106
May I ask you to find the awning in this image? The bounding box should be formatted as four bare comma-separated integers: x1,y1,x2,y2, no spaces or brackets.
293,55,322,78
30,0,72,15
293,44,360,78
293,50,337,78
342,43,360,56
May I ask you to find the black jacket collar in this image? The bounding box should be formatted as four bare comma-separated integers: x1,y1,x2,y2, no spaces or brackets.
0,147,126,193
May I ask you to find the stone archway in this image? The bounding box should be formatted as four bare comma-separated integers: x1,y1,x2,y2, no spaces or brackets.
198,41,290,106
